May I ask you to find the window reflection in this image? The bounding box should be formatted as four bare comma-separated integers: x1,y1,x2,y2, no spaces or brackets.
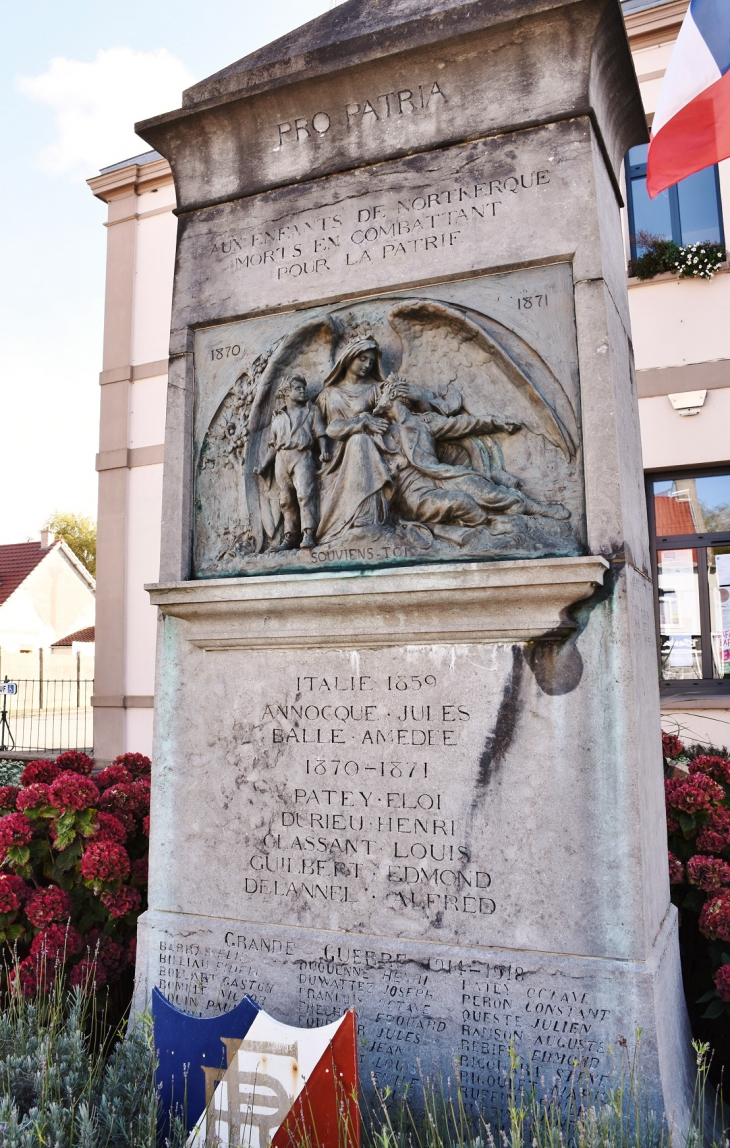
677,167,723,245
631,178,673,249
625,146,723,258
709,546,730,679
653,474,730,534
657,549,702,680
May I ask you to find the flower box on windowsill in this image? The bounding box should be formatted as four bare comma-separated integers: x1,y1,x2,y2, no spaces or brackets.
628,261,730,287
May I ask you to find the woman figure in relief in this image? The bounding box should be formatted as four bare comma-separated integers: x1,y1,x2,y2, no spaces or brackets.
315,336,394,543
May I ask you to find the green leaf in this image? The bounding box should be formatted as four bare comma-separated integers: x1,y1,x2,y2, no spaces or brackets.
678,811,697,836
53,838,83,872
701,1000,727,1019
75,808,97,838
697,989,718,1003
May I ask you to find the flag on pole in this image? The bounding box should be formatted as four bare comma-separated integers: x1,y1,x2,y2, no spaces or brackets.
647,0,730,198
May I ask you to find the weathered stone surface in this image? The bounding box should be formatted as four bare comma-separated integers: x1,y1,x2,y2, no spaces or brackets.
137,907,692,1122
137,0,644,211
137,0,693,1128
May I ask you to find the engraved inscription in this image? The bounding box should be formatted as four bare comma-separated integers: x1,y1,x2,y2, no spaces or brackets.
275,81,448,150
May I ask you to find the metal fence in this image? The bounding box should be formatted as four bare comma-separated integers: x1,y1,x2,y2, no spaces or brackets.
0,679,93,755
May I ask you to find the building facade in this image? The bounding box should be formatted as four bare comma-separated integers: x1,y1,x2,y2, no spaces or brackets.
87,0,730,763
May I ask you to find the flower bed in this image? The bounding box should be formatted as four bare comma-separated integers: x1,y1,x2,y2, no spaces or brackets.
0,750,149,994
664,734,730,1037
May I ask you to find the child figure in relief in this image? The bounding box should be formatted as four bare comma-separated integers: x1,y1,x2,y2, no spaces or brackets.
254,373,331,550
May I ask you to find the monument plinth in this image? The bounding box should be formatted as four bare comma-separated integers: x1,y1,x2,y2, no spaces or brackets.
135,0,694,1124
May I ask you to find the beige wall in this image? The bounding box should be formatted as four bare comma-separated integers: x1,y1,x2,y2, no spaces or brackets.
88,156,174,764
625,0,730,746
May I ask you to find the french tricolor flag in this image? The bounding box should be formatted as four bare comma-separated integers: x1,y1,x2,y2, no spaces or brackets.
647,0,730,198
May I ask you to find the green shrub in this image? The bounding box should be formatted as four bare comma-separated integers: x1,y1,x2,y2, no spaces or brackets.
0,765,23,789
629,233,681,279
0,981,159,1148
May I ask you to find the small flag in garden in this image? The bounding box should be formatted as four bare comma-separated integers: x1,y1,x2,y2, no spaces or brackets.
648,0,730,197
187,1006,359,1148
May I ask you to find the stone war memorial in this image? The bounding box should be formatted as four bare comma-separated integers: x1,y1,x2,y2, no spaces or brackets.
135,0,696,1125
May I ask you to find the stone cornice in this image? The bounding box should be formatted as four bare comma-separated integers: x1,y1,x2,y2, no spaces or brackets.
624,0,687,50
147,556,609,650
87,156,173,202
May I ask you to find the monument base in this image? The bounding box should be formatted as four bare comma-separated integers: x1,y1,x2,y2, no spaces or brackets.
136,906,694,1130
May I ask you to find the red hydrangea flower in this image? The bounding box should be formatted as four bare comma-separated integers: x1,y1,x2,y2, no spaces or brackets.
55,751,94,776
663,732,684,759
690,756,730,786
80,841,130,884
9,955,56,997
106,808,136,835
131,856,148,883
20,760,60,786
697,808,730,853
0,787,19,812
101,886,141,918
0,813,33,853
49,772,100,812
94,812,127,844
83,930,126,977
94,765,132,791
132,779,150,814
0,874,29,913
70,958,107,987
113,752,151,778
16,784,52,812
667,813,680,834
687,855,730,892
715,963,730,1003
25,886,72,928
127,936,137,967
142,815,150,837
30,922,82,958
99,782,142,815
665,774,724,814
700,890,730,941
668,851,685,884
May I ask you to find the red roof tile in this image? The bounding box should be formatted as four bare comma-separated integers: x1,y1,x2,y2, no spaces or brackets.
654,495,697,536
0,542,56,609
52,626,95,647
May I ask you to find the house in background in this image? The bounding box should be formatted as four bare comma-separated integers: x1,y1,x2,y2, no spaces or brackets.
87,0,730,763
0,534,96,685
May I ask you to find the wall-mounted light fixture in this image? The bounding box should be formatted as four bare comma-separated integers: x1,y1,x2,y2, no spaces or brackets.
668,390,707,416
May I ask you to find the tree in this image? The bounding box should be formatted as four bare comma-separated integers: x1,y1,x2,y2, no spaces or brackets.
44,512,96,577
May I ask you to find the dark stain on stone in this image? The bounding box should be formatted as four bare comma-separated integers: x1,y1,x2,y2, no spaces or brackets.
476,646,524,789
524,551,621,696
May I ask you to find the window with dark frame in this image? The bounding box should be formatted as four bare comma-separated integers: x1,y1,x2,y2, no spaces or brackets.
647,469,730,695
626,144,724,260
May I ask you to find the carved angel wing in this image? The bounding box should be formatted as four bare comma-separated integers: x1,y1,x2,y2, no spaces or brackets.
387,300,578,459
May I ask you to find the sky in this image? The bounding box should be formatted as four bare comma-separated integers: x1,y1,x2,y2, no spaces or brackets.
0,0,338,545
